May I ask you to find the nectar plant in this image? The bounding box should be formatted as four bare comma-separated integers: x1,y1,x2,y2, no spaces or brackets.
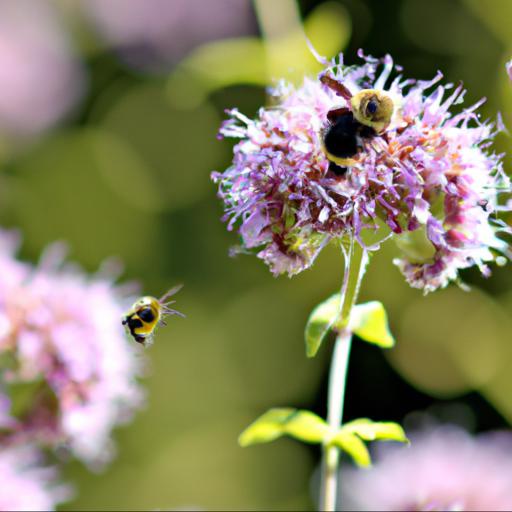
0,229,144,508
212,51,511,510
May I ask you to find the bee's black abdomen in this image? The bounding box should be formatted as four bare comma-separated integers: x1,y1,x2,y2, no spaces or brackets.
328,161,348,176
138,307,155,323
323,112,358,158
134,335,146,344
128,317,144,330
359,124,376,139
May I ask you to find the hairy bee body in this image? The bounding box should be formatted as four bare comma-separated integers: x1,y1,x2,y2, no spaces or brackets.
320,75,394,174
122,285,184,346
322,111,375,169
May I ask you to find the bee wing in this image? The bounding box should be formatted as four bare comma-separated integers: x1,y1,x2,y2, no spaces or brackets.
327,106,351,123
159,284,184,304
162,306,186,318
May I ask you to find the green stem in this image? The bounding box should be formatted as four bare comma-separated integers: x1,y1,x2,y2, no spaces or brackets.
319,330,352,512
339,240,368,329
319,240,368,512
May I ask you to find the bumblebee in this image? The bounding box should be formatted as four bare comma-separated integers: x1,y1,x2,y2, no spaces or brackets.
122,284,184,346
320,74,394,175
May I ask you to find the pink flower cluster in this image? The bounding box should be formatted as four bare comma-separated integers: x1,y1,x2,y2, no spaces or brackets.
341,425,512,511
0,230,144,509
213,52,510,291
0,446,71,511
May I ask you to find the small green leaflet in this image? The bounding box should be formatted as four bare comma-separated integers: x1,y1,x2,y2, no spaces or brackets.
331,431,371,467
239,408,329,447
330,419,409,467
304,294,342,358
340,418,409,443
305,298,395,357
348,302,395,349
239,408,408,467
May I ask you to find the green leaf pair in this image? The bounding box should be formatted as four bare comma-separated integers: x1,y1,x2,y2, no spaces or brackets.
239,408,408,467
305,298,395,358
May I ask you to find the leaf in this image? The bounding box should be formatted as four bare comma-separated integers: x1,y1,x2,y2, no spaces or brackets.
239,408,295,447
329,419,408,467
342,419,409,443
305,297,395,357
239,408,329,447
349,301,395,348
331,431,371,467
304,294,340,358
284,410,330,443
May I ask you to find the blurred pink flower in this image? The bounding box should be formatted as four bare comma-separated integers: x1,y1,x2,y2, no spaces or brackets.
82,0,255,73
0,445,71,511
0,0,84,140
341,425,512,511
0,230,143,467
213,52,510,290
507,60,512,81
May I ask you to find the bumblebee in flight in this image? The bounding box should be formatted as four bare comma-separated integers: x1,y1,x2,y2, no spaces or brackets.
122,284,184,346
320,74,394,175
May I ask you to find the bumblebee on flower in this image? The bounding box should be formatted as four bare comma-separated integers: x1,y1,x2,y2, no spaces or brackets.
319,73,395,173
212,51,511,292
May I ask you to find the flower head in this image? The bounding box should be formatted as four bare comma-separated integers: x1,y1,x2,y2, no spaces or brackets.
0,230,143,467
0,445,71,511
341,425,512,511
213,51,510,291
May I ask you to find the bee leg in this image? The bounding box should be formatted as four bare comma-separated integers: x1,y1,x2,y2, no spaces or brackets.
328,161,348,176
320,74,353,101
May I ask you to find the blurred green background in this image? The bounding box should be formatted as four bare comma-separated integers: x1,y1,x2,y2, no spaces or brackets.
1,0,512,509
